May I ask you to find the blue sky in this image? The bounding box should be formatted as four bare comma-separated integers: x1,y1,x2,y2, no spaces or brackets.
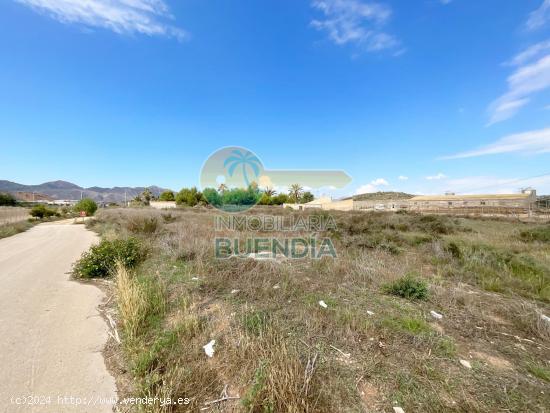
0,0,549,195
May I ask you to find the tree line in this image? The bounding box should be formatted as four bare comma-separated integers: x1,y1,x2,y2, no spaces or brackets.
144,183,315,207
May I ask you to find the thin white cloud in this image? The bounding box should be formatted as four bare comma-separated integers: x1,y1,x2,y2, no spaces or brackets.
15,0,186,40
526,0,550,31
398,175,408,180
371,178,389,186
440,0,453,4
506,39,550,66
544,104,550,110
310,0,400,53
487,53,550,125
426,173,447,180
441,127,550,159
355,184,377,194
355,177,389,194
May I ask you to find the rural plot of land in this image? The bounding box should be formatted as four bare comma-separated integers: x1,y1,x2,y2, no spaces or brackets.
75,207,550,413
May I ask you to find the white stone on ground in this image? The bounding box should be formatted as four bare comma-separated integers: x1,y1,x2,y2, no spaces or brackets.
203,340,216,358
430,310,443,320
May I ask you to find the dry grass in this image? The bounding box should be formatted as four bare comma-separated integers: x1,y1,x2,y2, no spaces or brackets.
89,207,550,412
115,262,166,340
0,220,35,239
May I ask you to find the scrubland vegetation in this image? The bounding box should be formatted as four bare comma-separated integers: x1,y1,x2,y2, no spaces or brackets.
78,207,550,412
0,219,35,239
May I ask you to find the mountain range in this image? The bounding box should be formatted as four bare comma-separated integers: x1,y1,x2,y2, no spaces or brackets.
0,180,166,203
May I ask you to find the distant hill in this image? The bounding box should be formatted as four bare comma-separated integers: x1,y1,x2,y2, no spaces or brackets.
352,191,414,201
13,192,54,202
0,180,167,203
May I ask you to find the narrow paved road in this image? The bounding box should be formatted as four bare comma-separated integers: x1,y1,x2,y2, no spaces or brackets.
0,220,117,412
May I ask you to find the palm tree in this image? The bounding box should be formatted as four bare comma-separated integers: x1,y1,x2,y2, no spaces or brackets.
218,183,228,193
289,184,303,203
264,187,277,197
223,149,261,187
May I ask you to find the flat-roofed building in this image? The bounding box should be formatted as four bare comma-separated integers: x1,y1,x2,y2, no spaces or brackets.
408,189,536,211
284,189,537,215
284,196,354,211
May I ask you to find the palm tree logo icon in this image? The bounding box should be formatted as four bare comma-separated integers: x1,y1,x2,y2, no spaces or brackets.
223,149,262,187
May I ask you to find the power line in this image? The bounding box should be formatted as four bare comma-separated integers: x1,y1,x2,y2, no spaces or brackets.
450,171,550,194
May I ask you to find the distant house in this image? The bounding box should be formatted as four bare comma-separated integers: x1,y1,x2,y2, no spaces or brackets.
284,196,354,211
284,196,326,210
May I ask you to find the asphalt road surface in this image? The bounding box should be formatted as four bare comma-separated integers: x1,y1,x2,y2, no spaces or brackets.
0,220,117,412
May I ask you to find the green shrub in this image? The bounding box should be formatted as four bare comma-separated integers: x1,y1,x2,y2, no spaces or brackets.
202,186,262,211
519,226,550,243
242,361,269,410
161,213,176,223
445,241,462,258
384,274,429,300
73,237,144,278
159,190,175,201
459,244,550,301
414,215,458,235
242,310,270,336
404,233,433,246
73,198,98,216
382,316,432,335
0,192,16,206
175,187,203,207
30,204,58,219
350,231,404,254
126,215,160,234
271,193,290,205
300,191,315,203
527,362,550,382
436,337,457,357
